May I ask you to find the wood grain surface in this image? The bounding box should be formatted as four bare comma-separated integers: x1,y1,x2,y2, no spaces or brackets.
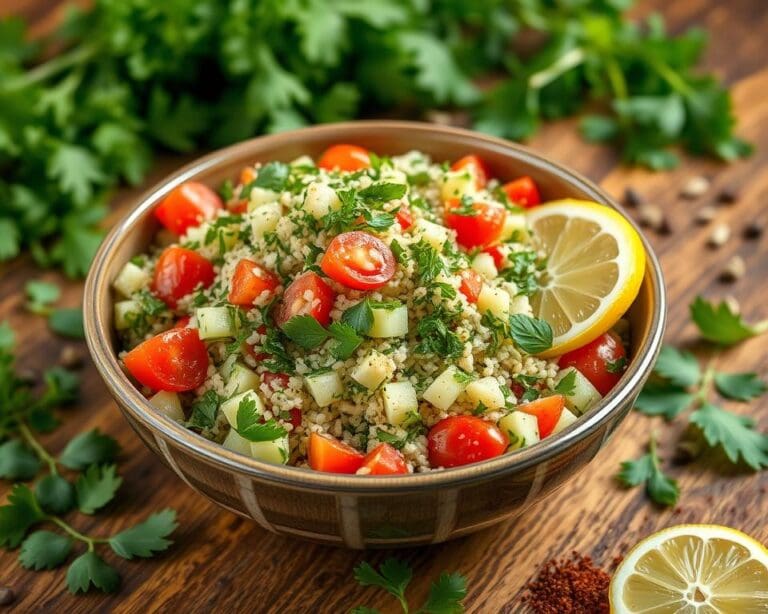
1,1,767,612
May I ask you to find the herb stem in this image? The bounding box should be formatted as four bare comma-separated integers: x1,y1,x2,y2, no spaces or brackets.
649,430,660,467
528,47,586,90
18,422,58,475
3,43,96,91
646,56,696,98
605,57,628,101
48,516,98,550
697,361,716,402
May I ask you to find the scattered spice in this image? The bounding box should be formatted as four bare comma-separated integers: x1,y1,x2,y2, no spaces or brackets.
680,175,710,199
708,223,731,248
637,203,664,231
521,552,610,614
623,187,643,208
59,345,84,369
743,222,763,240
719,255,745,283
0,587,15,607
657,218,673,236
716,187,739,204
695,205,717,225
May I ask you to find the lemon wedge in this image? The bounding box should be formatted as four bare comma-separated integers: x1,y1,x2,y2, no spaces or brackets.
525,200,645,357
610,524,768,613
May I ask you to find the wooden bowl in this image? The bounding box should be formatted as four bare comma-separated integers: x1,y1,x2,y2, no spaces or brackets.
84,121,666,548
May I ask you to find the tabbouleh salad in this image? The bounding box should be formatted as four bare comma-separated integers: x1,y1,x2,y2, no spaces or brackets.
114,144,634,474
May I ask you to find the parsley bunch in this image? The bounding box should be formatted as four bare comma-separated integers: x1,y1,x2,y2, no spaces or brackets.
0,323,177,594
0,1,748,276
352,558,467,614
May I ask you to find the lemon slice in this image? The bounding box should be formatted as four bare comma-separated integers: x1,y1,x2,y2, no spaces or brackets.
610,524,768,613
526,200,645,357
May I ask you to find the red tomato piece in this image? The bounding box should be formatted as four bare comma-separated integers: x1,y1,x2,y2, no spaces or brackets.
427,416,508,468
151,246,215,308
308,432,365,473
451,154,492,189
288,408,303,429
317,144,371,172
229,199,248,214
483,245,505,269
263,372,290,391
275,272,335,327
396,207,414,230
154,182,223,235
519,395,565,438
320,231,396,291
558,331,627,396
123,328,209,392
445,199,506,249
502,176,541,208
243,326,269,362
228,259,280,307
173,316,191,329
458,269,483,303
360,443,408,475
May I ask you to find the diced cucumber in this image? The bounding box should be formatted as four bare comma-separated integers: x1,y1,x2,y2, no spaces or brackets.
250,202,282,238
423,366,468,411
220,390,265,428
225,363,261,397
477,286,510,320
250,435,290,465
149,391,184,421
291,155,314,167
369,305,408,338
114,300,140,330
196,307,236,340
465,377,505,411
555,367,602,416
382,381,418,426
113,262,150,298
471,252,498,281
379,168,409,190
248,186,279,208
499,411,540,450
304,371,342,407
304,182,341,219
440,169,477,201
222,429,252,455
351,351,395,390
499,212,529,242
552,407,578,434
219,354,238,382
414,219,449,251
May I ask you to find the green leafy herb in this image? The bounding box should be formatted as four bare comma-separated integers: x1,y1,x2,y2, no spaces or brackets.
281,315,363,359
606,357,628,374
75,464,123,515
689,403,768,470
20,530,73,570
59,430,119,471
48,308,85,339
66,551,121,594
690,297,768,345
554,370,577,396
713,373,767,402
342,300,375,335
244,161,290,193
509,314,553,354
617,435,679,507
635,382,695,421
108,509,178,559
653,346,701,388
358,182,407,204
187,390,220,430
24,281,85,338
411,240,445,284
415,311,463,359
352,558,467,614
235,396,287,442
25,280,61,315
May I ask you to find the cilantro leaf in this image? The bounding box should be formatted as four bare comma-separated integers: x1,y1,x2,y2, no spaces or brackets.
48,308,85,339
25,280,61,315
358,182,407,204
342,300,374,335
247,161,290,193
653,345,701,388
108,509,177,559
19,530,73,570
328,322,363,359
617,439,679,507
509,314,553,355
689,403,768,470
59,430,120,470
76,464,123,514
421,572,468,614
0,484,45,547
188,390,220,430
690,297,768,346
281,315,331,349
635,382,695,420
0,440,41,480
35,474,76,515
66,551,120,594
354,558,412,604
235,397,287,442
714,372,767,402
554,370,577,396
47,144,105,205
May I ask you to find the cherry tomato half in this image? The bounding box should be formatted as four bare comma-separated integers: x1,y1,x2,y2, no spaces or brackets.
152,246,215,308
320,231,396,291
396,207,414,230
483,245,505,270
360,443,408,475
445,199,506,249
458,269,483,303
154,182,223,235
308,432,365,473
502,176,541,208
228,259,280,307
317,145,371,172
518,395,565,439
427,416,508,468
275,272,335,328
558,331,627,396
123,328,209,392
451,154,491,189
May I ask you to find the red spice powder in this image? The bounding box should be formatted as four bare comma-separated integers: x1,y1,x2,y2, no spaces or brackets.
521,551,611,614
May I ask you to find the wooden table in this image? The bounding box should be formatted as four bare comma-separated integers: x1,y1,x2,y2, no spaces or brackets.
2,1,767,611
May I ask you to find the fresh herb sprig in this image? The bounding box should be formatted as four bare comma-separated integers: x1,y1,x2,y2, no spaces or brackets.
0,322,177,593
351,558,468,614
281,315,363,360
690,296,768,346
617,433,679,507
24,280,85,339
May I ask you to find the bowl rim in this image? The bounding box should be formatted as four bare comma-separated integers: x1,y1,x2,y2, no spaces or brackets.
84,120,666,494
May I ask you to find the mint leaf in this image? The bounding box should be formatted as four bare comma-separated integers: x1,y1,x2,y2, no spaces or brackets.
714,372,767,402
653,345,701,388
108,509,177,559
20,530,73,570
689,403,768,470
59,430,119,470
76,464,123,514
509,314,553,354
0,440,41,480
66,551,120,594
690,296,768,346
